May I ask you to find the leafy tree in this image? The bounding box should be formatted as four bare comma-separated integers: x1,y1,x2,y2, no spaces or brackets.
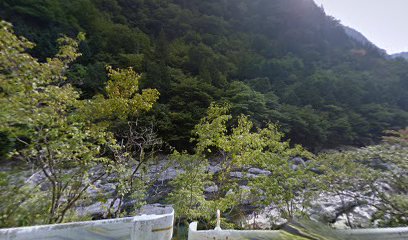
0,20,159,226
166,151,212,224
105,120,164,218
0,171,49,227
223,81,269,123
168,103,317,227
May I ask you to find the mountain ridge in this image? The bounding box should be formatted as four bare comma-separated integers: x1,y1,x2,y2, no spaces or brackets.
342,25,387,55
391,52,408,60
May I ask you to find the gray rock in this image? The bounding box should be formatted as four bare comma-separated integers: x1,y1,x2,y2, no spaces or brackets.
208,165,222,174
204,185,219,193
309,191,378,228
157,167,180,182
100,183,117,194
291,157,306,165
332,204,377,229
248,168,271,176
87,182,117,198
138,203,173,215
290,157,306,171
230,172,244,178
246,173,258,179
231,170,268,179
244,205,287,229
77,199,120,217
374,181,393,192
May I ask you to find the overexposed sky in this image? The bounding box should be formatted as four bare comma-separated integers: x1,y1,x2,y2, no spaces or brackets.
313,0,408,54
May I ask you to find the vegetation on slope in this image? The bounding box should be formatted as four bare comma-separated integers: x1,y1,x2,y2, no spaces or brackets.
0,0,407,152
0,0,407,232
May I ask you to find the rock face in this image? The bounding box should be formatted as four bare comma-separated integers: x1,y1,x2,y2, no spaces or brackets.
309,192,378,228
244,206,287,229
241,190,379,230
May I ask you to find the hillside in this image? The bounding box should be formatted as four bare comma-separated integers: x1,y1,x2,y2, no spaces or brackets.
392,52,408,60
342,25,386,55
1,0,408,231
0,0,407,151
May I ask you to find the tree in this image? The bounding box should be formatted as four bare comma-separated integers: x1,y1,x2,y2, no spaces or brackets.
167,103,316,227
0,20,159,226
166,151,212,224
105,120,164,218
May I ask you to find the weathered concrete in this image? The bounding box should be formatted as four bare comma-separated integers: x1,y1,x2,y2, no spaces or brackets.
0,206,174,240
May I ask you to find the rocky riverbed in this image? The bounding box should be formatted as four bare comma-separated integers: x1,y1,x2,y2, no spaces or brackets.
17,156,393,229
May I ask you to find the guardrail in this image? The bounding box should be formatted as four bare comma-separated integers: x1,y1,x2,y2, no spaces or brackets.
0,206,174,240
2,207,408,240
189,222,408,240
188,222,285,240
188,210,408,240
340,227,408,240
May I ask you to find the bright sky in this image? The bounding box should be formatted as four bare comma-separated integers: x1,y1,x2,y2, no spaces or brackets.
313,0,408,54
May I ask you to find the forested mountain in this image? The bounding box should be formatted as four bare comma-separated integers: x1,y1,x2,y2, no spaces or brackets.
392,52,408,60
1,0,407,151
1,0,408,231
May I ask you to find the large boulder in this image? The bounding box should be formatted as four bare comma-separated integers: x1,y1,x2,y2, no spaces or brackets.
309,191,378,228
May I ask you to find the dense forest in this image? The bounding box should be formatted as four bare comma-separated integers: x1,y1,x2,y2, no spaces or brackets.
0,0,407,235
0,0,407,152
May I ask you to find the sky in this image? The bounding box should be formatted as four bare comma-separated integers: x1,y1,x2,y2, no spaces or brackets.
313,0,408,54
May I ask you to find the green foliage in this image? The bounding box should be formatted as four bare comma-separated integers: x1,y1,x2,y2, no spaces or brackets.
167,151,212,223
0,171,48,227
1,0,407,151
80,66,160,123
168,103,317,227
1,0,408,230
0,20,97,224
0,20,159,226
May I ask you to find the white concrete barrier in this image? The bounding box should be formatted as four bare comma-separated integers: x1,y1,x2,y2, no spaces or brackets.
0,206,174,240
188,218,408,240
188,222,285,240
340,227,408,240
